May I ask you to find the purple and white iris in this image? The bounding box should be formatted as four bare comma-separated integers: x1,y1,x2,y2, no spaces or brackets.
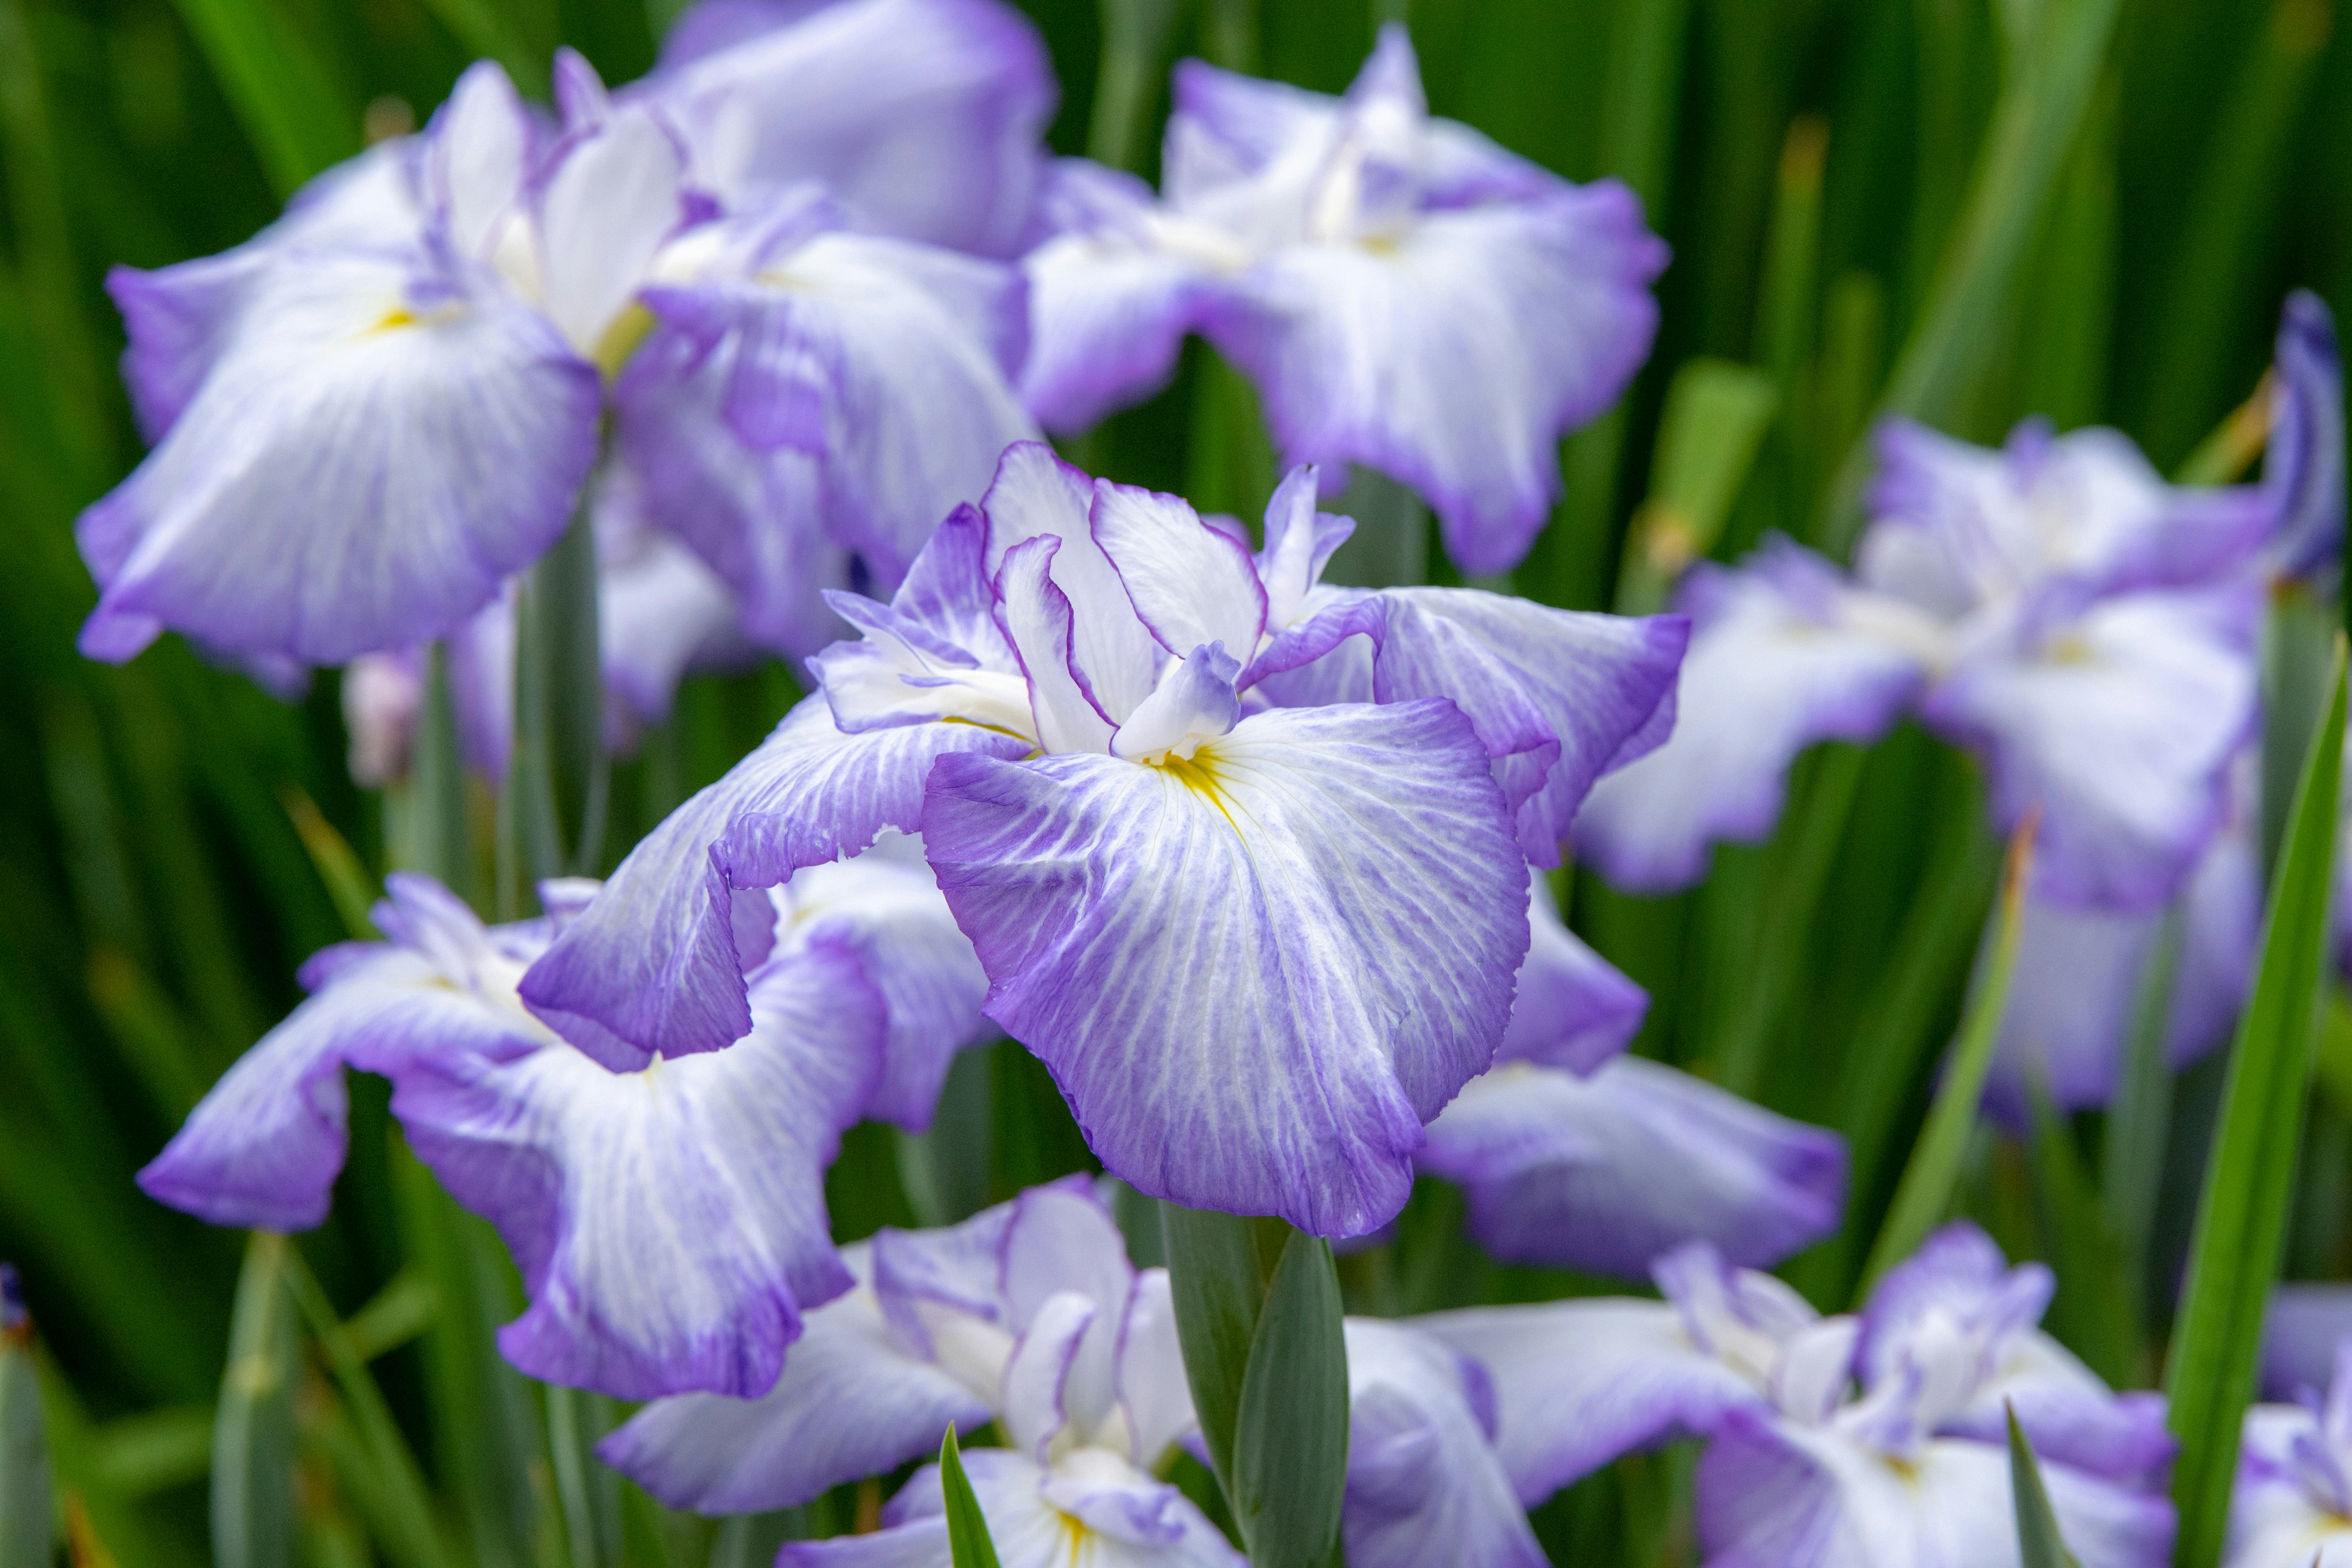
138,852,989,1398
518,444,1686,1237
81,0,1045,669
1578,296,2342,917
1415,1224,2175,1568
1020,24,1667,575
606,1178,1236,1568
2230,1341,2352,1568
1416,872,1847,1275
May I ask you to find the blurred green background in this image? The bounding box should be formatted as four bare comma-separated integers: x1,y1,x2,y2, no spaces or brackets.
1,0,2347,1562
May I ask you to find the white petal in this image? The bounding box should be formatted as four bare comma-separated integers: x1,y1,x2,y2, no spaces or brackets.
539,107,686,356
1090,481,1267,658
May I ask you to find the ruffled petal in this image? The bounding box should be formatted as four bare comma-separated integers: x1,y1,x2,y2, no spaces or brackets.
1251,586,1689,866
1089,481,1267,660
79,247,600,665
1573,541,1931,892
1695,1415,2175,1568
1412,1298,1765,1506
921,699,1527,1237
1206,188,1665,574
1417,1057,1844,1276
1924,586,2258,911
650,0,1054,256
393,939,882,1398
996,535,1120,753
597,1270,992,1513
1115,1269,1196,1468
1342,1317,1548,1568
982,444,1161,725
518,695,1028,1060
1495,870,1648,1074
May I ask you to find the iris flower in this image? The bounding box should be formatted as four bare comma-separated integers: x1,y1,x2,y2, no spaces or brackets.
1415,1224,2174,1568
82,2,1044,669
1019,24,1666,574
521,444,1686,1236
2230,1343,2352,1568
138,853,989,1399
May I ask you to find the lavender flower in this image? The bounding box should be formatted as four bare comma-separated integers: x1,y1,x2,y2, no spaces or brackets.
606,1178,1231,1568
1020,24,1667,575
1417,1225,2174,1568
84,20,1040,670
1416,872,1847,1274
519,445,1686,1236
1577,294,2341,915
2229,1343,2352,1568
138,859,989,1399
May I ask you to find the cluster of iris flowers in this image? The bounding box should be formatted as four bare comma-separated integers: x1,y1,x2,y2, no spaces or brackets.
31,2,2352,1567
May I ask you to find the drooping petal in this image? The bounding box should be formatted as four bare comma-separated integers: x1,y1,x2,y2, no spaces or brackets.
1417,1057,1845,1276
1495,870,1648,1074
79,247,600,666
392,938,882,1399
1572,541,1932,893
1251,586,1689,865
597,1261,992,1513
921,699,1528,1237
1694,1415,2175,1568
766,834,992,1130
650,0,1055,257
1412,1297,1766,1506
1206,187,1665,574
1019,160,1219,432
518,695,1028,1061
1924,586,2258,911
1342,1317,1548,1568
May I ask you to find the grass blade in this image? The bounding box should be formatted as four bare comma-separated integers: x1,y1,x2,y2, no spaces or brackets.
938,1425,1002,1568
1612,359,1779,615
1,1267,51,1568
1860,810,2038,1294
164,0,357,196
213,1234,298,1568
2166,637,2348,1568
1228,1229,1348,1568
2007,1404,2081,1568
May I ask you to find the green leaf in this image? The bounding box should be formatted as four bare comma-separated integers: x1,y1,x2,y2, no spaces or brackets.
1612,358,1779,615
2166,638,2349,1568
281,788,379,942
1860,812,2037,1295
1229,1230,1349,1568
2007,1404,2081,1568
545,1384,621,1568
164,0,358,197
2101,900,2185,1336
213,1234,299,1568
1085,0,1182,170
938,1425,1003,1568
1159,1204,1268,1492
0,1273,51,1568
500,495,608,913
2022,1076,2135,1390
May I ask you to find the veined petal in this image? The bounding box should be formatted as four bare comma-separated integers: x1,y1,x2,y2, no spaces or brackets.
650,0,1054,257
1090,481,1267,659
597,1261,992,1513
393,939,881,1399
1413,1297,1766,1506
997,535,1121,753
1417,1057,1845,1277
1496,869,1648,1074
78,248,600,665
983,443,1160,724
518,695,1028,1061
1343,1317,1548,1568
1252,586,1689,866
1573,543,1931,893
1695,1415,2175,1568
1924,586,2258,911
922,699,1527,1236
1207,188,1665,575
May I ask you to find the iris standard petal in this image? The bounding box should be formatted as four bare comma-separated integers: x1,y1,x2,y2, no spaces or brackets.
536,104,690,359
1208,188,1665,575
1413,1298,1767,1506
1417,1057,1846,1276
1342,1317,1548,1568
518,695,1028,1060
921,699,1527,1237
78,247,600,665
1573,543,1931,893
597,1267,992,1513
981,444,1161,723
1089,480,1267,660
392,938,882,1399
